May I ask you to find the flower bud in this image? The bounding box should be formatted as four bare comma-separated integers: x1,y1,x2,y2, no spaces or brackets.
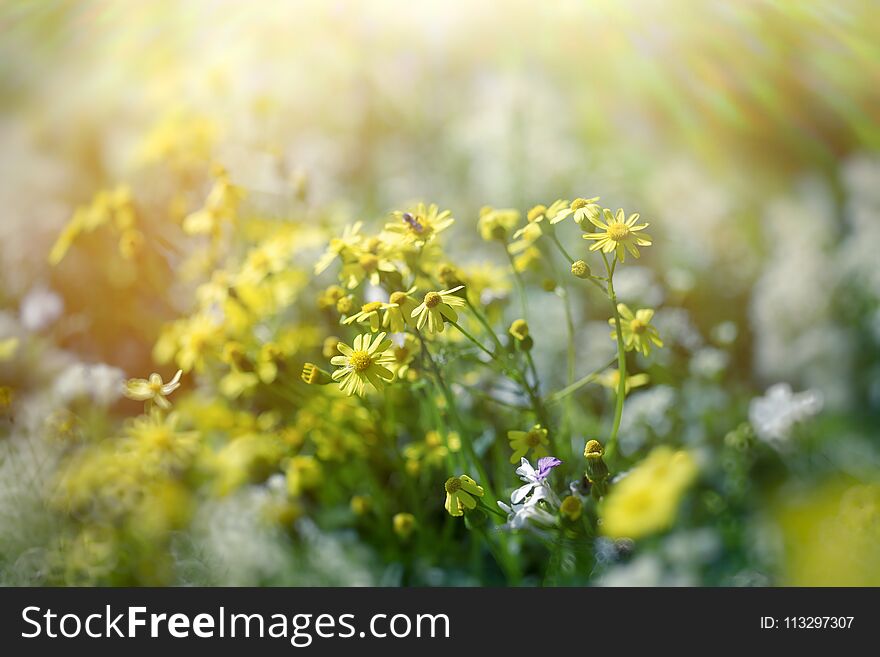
571,260,591,279
393,512,416,539
584,439,610,498
301,363,332,385
560,495,583,521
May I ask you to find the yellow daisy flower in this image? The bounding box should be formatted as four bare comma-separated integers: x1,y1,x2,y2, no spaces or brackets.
444,474,485,517
386,203,454,245
330,332,396,396
507,424,550,464
609,304,663,356
123,370,183,410
343,300,395,332
583,208,652,261
383,288,419,333
410,286,466,334
551,196,600,227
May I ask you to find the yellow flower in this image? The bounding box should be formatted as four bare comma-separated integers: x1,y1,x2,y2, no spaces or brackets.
551,197,600,227
508,319,529,341
507,424,549,464
600,446,697,539
314,222,363,275
343,300,394,332
403,430,457,472
350,495,372,515
123,410,201,475
338,240,398,289
411,286,466,334
330,332,396,396
386,203,454,245
175,313,224,373
478,206,520,242
183,167,245,238
510,200,570,252
560,495,583,521
123,370,183,410
597,369,650,395
393,512,416,539
0,386,13,414
583,207,652,261
383,288,419,333
388,333,420,379
609,304,663,356
0,337,19,361
256,343,283,383
444,475,485,517
286,455,323,496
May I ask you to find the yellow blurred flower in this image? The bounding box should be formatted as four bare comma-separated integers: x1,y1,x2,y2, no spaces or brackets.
609,304,663,356
0,337,19,361
597,369,650,395
478,206,520,242
775,481,880,586
507,424,549,464
600,446,697,539
393,512,416,539
286,455,323,496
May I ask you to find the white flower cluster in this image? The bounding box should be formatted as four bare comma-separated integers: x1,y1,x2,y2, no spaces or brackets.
748,383,823,446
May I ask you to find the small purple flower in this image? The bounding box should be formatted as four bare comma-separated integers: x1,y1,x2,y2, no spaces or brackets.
402,212,424,233
536,456,562,480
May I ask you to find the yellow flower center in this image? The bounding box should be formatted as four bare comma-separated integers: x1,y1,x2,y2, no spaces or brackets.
570,198,588,210
526,429,544,447
424,291,442,308
444,477,462,493
389,291,408,305
148,380,164,394
607,223,630,241
359,254,379,271
584,439,604,458
349,350,372,372
630,318,646,334
361,301,383,313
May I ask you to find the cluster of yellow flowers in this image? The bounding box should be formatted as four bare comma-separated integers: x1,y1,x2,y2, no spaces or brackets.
43,147,703,586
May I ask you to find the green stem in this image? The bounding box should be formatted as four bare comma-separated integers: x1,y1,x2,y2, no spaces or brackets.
545,356,618,404
602,252,627,461
549,230,575,265
504,247,528,319
448,320,496,361
419,333,494,498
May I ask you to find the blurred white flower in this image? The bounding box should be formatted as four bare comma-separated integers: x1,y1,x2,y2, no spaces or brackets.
748,383,823,445
54,362,126,407
20,286,63,332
